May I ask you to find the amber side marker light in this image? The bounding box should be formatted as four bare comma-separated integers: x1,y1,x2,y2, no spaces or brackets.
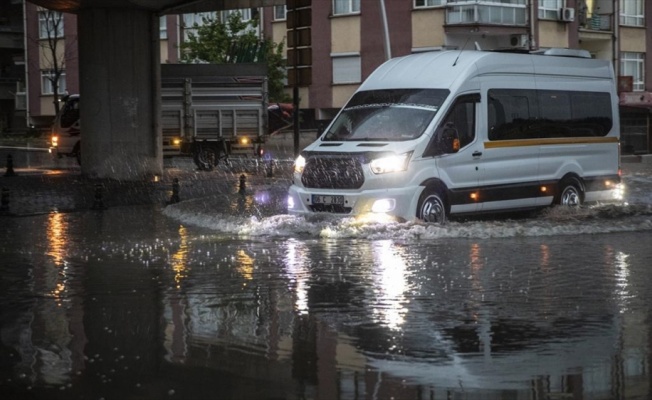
470,192,479,201
540,186,548,193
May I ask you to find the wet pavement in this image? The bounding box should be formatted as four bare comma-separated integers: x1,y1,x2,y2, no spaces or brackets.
0,156,294,217
1,152,652,400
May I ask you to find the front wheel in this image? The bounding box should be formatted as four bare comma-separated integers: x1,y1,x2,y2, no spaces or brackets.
417,186,449,223
556,178,583,206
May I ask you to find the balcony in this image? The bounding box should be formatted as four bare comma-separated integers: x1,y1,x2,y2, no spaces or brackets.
446,1,527,26
578,13,613,46
581,13,612,32
0,22,24,50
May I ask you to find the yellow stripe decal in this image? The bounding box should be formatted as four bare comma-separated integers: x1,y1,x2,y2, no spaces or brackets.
484,137,619,148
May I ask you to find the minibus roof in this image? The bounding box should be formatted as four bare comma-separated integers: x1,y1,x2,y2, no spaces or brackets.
358,50,614,92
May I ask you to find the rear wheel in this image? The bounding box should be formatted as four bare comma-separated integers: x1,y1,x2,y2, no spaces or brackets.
194,146,218,171
417,186,449,223
556,178,583,206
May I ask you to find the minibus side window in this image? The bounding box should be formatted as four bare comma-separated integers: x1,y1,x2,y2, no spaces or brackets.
488,89,612,140
488,89,535,141
423,94,478,157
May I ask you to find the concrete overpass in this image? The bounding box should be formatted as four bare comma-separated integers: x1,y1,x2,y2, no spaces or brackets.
29,0,285,180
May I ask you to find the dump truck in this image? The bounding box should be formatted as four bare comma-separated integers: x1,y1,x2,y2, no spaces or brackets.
51,63,292,170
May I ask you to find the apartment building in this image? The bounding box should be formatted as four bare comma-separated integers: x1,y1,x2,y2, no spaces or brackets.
263,0,651,154
0,0,25,134
19,0,652,154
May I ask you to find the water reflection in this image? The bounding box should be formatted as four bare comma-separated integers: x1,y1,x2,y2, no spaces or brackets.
2,210,652,399
283,239,310,315
170,225,189,289
46,212,68,266
371,240,409,331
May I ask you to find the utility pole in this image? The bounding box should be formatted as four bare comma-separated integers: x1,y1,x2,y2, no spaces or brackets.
287,0,312,157
379,0,391,61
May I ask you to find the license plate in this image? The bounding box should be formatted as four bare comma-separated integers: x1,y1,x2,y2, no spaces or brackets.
312,195,344,205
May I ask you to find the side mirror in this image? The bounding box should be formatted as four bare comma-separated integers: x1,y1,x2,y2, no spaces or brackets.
441,125,460,154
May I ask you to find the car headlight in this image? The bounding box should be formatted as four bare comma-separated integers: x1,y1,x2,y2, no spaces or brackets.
294,155,306,174
370,152,412,174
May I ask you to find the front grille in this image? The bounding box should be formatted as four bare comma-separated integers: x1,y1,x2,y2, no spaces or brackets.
301,155,364,189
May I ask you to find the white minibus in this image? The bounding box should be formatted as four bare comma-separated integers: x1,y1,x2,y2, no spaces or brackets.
50,94,81,164
287,49,623,222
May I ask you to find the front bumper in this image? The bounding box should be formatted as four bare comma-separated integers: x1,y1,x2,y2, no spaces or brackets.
287,184,421,221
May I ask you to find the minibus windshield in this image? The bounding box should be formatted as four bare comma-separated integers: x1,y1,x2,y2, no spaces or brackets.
323,89,448,142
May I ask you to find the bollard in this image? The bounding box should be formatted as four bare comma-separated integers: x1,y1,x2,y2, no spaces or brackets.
239,174,246,195
0,187,9,213
4,154,16,177
169,178,180,204
91,183,106,210
266,160,274,178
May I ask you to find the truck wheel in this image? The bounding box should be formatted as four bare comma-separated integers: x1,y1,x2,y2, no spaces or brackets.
194,146,217,171
417,185,449,224
556,177,583,206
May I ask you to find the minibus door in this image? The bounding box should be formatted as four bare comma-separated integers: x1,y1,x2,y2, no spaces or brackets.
479,88,541,212
428,94,482,214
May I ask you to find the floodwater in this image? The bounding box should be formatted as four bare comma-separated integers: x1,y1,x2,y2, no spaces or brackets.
1,166,652,400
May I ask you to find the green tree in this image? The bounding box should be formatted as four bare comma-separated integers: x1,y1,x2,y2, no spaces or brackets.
180,11,289,103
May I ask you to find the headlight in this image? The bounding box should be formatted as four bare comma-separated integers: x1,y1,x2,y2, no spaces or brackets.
51,135,59,147
172,138,182,146
370,152,412,174
294,155,306,174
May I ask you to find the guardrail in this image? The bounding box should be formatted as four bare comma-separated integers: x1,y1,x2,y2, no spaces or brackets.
0,146,76,169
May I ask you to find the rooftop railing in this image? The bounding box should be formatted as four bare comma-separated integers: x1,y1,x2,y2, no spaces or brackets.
446,1,528,26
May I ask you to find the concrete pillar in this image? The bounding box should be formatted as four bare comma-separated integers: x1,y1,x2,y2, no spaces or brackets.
77,8,162,180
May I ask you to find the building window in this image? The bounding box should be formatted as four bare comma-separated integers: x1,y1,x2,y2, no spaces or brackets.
333,0,360,16
182,12,216,41
620,52,645,91
620,0,644,26
221,8,252,22
38,10,64,39
15,81,26,111
332,54,361,84
274,5,286,21
538,0,562,20
41,70,66,95
182,12,215,28
414,0,446,8
160,16,167,39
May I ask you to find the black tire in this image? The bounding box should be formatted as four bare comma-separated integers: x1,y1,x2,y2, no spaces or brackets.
556,177,583,206
193,146,218,171
417,185,449,223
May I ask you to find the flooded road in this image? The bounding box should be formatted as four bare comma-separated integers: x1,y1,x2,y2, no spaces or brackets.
1,165,652,399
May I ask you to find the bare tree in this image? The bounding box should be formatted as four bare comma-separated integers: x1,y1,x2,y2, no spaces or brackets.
28,8,76,115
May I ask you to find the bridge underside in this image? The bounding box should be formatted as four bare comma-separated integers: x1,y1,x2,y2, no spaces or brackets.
29,0,285,15
30,0,284,180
